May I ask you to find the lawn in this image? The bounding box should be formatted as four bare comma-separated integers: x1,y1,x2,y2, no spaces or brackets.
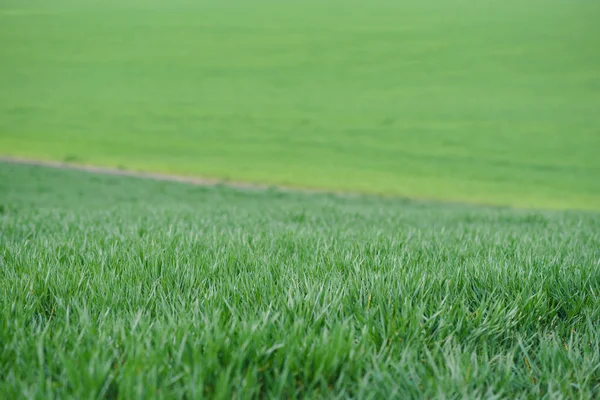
1,0,600,210
1,162,599,398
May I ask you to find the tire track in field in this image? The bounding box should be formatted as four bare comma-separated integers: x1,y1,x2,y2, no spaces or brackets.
2,156,580,211
0,156,349,197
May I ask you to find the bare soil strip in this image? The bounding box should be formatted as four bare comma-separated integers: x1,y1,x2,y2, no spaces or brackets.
0,156,339,196
2,156,520,209
2,156,552,211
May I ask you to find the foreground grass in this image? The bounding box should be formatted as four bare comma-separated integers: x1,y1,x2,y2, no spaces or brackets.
1,163,599,398
1,0,600,210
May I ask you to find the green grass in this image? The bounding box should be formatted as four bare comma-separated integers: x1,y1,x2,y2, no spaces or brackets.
1,162,599,398
1,0,600,210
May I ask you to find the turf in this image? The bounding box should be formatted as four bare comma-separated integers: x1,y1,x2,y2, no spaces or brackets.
1,162,599,398
1,0,600,210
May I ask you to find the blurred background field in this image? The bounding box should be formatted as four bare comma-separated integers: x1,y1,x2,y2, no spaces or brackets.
1,0,599,210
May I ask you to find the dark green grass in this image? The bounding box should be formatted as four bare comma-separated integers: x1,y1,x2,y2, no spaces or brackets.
1,0,600,210
1,162,599,398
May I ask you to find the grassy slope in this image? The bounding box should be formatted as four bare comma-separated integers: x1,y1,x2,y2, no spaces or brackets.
1,0,600,210
1,162,599,398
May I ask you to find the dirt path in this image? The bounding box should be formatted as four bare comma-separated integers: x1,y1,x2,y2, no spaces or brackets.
1,156,548,210
0,156,333,195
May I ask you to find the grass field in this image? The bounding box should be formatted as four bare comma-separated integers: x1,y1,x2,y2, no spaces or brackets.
1,0,600,210
2,0,600,397
1,162,599,398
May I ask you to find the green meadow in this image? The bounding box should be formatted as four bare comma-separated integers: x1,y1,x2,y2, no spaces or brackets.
1,0,600,209
2,0,600,398
1,163,600,398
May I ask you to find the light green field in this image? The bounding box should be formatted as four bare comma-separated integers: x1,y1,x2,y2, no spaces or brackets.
1,0,600,210
1,162,600,398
